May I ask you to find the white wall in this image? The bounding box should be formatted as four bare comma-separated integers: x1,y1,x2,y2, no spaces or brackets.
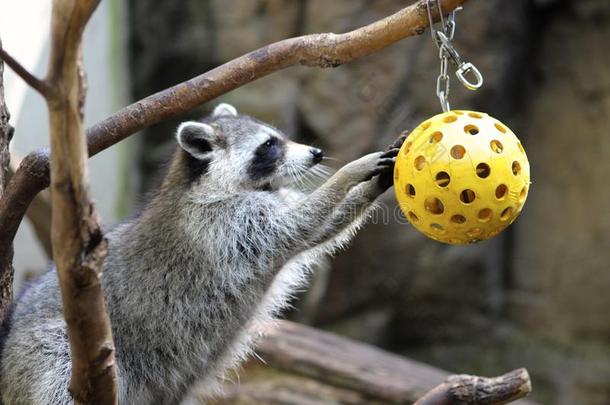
0,0,131,284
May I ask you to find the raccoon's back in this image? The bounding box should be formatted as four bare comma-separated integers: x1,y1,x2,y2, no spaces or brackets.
0,269,73,405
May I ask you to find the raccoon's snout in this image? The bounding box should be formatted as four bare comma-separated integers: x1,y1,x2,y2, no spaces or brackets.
310,148,324,164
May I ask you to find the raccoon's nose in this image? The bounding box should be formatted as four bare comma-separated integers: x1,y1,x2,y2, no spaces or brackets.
310,148,324,164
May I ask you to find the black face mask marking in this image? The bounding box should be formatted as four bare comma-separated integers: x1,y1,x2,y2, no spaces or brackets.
248,137,286,181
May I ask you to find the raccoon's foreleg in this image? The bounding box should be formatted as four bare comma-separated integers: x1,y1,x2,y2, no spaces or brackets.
309,146,400,244
306,131,407,245
309,179,383,245
278,151,387,253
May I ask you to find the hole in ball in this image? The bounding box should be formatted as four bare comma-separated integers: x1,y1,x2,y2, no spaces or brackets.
518,142,526,154
406,184,416,198
430,223,445,233
464,124,479,135
512,161,522,176
435,172,450,187
403,141,412,155
460,189,476,204
430,131,443,143
414,156,426,170
501,207,514,221
443,115,458,123
421,121,432,130
519,186,528,202
408,211,419,223
468,112,483,119
496,184,508,200
451,145,466,159
451,214,467,225
478,208,493,223
476,163,491,178
424,197,445,215
490,140,504,153
394,167,399,180
495,123,507,134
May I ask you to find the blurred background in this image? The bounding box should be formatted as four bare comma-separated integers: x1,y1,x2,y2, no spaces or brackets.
2,0,609,404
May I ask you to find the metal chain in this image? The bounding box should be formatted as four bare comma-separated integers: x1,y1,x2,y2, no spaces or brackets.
426,0,483,112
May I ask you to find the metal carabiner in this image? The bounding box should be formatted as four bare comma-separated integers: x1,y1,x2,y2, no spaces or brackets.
436,32,462,65
456,62,484,90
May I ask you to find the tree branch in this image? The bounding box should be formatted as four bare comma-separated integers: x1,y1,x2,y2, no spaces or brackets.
0,37,13,329
86,0,466,154
210,321,533,405
0,0,468,293
0,46,49,96
44,0,117,403
0,149,50,283
7,157,53,258
414,368,532,405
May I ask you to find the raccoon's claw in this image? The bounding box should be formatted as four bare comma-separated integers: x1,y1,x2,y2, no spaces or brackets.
380,148,400,159
387,132,409,150
377,157,396,167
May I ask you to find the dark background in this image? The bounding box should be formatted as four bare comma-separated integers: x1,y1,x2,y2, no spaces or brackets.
127,1,610,404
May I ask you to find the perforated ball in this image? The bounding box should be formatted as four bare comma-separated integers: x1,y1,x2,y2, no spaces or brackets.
393,111,530,244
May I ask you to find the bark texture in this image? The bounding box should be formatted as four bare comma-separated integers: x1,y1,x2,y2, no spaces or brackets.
44,0,117,403
415,369,532,405
0,37,13,329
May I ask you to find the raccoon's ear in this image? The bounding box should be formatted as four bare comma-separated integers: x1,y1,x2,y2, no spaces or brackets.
176,121,216,159
213,103,238,117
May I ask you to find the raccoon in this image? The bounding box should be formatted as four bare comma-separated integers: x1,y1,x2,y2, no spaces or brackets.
0,103,403,404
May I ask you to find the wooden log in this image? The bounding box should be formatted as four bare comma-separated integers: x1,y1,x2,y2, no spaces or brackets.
205,321,536,404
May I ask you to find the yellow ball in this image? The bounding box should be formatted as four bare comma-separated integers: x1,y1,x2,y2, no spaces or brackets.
393,111,530,244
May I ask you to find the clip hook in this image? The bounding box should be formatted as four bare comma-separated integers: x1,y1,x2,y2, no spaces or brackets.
456,62,483,90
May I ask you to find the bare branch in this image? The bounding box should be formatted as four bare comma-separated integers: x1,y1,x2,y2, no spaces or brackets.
0,36,14,328
0,39,10,199
7,157,53,258
414,369,532,405
0,0,468,276
0,149,50,277
85,0,466,154
0,46,49,96
210,321,534,405
44,0,117,403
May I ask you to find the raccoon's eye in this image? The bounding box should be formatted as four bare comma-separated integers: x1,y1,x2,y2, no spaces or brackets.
264,139,276,148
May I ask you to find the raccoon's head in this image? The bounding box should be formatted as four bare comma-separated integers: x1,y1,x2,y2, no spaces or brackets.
176,103,325,191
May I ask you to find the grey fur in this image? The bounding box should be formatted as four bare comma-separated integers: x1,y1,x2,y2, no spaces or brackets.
0,103,394,404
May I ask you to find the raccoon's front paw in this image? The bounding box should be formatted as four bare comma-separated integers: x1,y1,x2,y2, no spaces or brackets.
371,148,399,191
341,151,385,185
375,133,408,191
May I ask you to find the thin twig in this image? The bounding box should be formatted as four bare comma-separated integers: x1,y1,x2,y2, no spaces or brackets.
414,368,532,405
0,47,49,96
